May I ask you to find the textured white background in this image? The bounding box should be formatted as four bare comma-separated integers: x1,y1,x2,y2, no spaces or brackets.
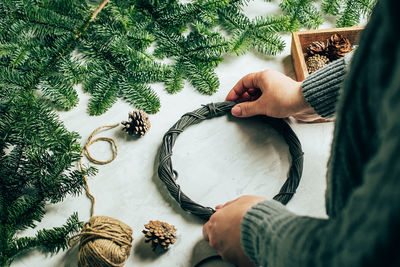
12,1,340,266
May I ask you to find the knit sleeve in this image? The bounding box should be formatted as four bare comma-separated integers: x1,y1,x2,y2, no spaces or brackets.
301,55,352,118
240,94,400,267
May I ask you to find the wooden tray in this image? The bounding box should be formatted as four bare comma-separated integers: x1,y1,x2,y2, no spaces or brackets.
291,26,364,82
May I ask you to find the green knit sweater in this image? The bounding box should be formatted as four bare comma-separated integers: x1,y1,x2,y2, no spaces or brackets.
241,1,400,266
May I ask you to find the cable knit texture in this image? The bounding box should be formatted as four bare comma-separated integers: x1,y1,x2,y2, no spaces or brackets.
301,55,351,118
241,1,400,266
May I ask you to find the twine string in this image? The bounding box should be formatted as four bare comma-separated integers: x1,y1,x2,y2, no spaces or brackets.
157,101,304,221
68,123,133,267
79,123,119,217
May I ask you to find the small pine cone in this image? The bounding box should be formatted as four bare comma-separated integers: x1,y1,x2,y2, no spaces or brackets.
142,220,177,251
121,109,150,136
306,41,328,57
306,54,329,73
327,33,352,60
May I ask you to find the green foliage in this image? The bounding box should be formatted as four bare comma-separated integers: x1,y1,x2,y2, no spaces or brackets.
0,89,96,266
322,0,377,27
0,0,165,115
0,0,376,116
279,0,323,30
219,6,290,55
129,0,232,94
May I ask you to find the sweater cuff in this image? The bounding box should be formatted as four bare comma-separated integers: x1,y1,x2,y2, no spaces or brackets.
301,56,350,118
241,200,298,266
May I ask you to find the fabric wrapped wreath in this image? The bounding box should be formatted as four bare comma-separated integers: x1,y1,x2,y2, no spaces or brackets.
158,101,304,220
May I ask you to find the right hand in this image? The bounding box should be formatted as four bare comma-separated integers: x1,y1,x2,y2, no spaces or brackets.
225,70,321,121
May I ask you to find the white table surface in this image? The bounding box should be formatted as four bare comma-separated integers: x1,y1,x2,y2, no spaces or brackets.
11,1,340,266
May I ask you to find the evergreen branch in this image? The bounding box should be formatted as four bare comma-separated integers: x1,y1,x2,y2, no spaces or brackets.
1,0,372,116
0,0,115,113
0,90,92,265
252,15,292,33
322,0,376,26
165,64,184,94
91,0,111,21
8,197,46,231
219,7,287,55
357,0,377,15
280,0,323,30
9,213,83,260
336,0,361,27
38,78,79,110
120,81,161,113
87,74,119,115
182,59,219,95
79,23,163,114
321,0,343,15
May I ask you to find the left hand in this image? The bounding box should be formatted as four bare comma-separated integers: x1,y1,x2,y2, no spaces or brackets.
202,195,265,267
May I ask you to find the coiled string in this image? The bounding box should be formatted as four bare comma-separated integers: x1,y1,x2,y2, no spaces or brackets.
69,123,134,267
157,101,304,221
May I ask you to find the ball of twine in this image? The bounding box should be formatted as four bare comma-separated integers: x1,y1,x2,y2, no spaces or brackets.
158,101,304,220
70,216,133,267
69,124,133,267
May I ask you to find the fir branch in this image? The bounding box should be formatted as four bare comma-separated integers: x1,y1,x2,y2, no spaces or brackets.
219,6,288,56
321,0,343,15
78,13,165,114
0,0,374,116
7,197,46,231
279,0,323,30
322,0,376,26
8,213,83,260
357,0,377,16
0,90,92,266
0,0,164,115
336,0,362,27
87,74,119,115
120,82,162,112
182,60,219,94
165,64,185,94
136,2,231,95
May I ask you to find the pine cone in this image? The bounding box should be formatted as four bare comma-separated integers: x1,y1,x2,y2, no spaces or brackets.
306,41,328,57
306,54,329,73
143,220,177,251
327,33,352,60
121,109,150,136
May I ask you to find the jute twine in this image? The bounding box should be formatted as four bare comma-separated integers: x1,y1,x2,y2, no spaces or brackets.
69,123,133,267
158,101,304,220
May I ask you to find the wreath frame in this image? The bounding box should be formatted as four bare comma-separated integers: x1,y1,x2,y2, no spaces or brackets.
158,101,304,220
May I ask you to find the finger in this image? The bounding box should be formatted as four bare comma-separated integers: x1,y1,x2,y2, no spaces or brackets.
231,101,263,118
248,88,262,99
225,73,259,101
215,204,224,210
237,92,252,102
237,89,261,102
202,222,210,241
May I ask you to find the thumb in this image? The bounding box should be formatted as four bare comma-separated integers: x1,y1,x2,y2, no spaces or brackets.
231,102,262,117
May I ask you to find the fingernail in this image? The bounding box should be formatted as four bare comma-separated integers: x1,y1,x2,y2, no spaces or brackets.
232,105,242,116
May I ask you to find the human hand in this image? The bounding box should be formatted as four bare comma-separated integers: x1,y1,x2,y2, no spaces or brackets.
202,195,266,267
226,70,321,121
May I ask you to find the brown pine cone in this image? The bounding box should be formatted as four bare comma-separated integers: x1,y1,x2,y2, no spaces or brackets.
306,41,328,57
327,33,352,60
121,109,150,136
143,220,177,251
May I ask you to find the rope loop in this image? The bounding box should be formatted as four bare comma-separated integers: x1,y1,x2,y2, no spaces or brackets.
157,101,304,221
202,103,219,117
79,123,120,217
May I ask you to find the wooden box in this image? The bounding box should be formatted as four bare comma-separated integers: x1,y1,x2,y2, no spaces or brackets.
291,26,364,82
